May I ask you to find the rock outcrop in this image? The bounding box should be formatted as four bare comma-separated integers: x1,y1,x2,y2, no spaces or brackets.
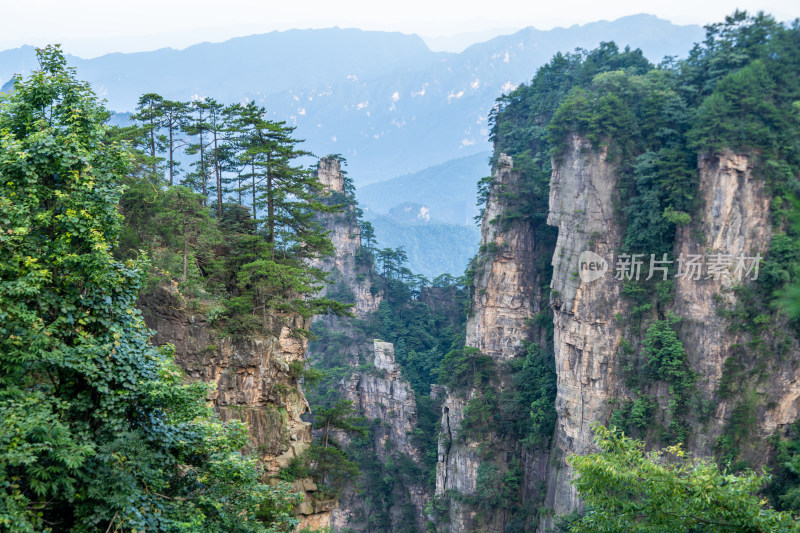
672,151,799,456
434,389,479,532
312,157,381,319
332,341,429,531
435,154,552,532
139,285,335,530
543,134,629,519
542,141,800,523
309,157,430,531
465,154,547,359
347,341,421,462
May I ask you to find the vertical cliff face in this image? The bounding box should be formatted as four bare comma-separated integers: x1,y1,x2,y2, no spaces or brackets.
544,135,629,517
309,157,431,531
139,286,335,530
465,154,547,359
332,341,429,531
542,141,800,522
312,158,381,318
435,154,551,532
350,341,421,463
435,388,478,532
672,151,800,456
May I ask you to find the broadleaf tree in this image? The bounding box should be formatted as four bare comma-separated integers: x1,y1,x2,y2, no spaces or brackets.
0,45,301,533
566,424,800,532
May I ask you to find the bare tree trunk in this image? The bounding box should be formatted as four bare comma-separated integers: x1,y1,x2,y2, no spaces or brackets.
181,216,188,282
213,130,222,219
267,173,274,245
199,126,206,205
149,109,156,177
168,122,174,186
251,160,257,222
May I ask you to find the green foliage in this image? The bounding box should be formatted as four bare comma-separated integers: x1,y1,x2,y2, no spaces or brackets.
766,420,800,514
643,313,695,415
566,424,800,532
686,13,800,201
288,359,323,389
608,397,656,437
304,399,366,498
115,92,353,338
489,42,649,237
0,46,300,532
306,444,359,499
438,347,495,391
690,60,779,152
277,456,310,483
467,460,526,523
550,83,637,155
498,343,557,448
547,61,699,261
713,388,758,472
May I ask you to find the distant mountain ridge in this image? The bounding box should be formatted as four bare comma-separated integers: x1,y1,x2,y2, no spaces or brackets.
0,17,706,275
356,152,491,226
363,211,481,279
0,15,704,186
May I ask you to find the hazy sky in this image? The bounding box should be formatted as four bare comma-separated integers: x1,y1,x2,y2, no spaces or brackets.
1,0,798,57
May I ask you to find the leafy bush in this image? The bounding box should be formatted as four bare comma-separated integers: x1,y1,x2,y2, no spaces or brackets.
644,313,695,414
567,424,800,532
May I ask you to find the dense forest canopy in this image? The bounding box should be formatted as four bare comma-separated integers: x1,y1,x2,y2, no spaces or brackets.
109,86,356,334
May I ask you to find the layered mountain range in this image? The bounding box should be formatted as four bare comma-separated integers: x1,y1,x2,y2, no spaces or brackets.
0,15,702,186
0,15,704,278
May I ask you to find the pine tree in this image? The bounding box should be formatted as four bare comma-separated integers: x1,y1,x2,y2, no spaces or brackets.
159,99,189,185
184,98,212,204
160,186,216,282
204,98,226,218
130,92,166,180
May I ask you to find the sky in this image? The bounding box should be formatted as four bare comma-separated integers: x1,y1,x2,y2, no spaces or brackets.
1,0,798,57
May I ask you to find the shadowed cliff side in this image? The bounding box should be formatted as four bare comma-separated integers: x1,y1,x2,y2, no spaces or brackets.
434,154,556,532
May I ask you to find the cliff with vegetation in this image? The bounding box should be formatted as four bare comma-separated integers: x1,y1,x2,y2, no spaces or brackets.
103,84,354,530
305,157,458,532
121,13,800,532
0,46,326,533
311,158,382,319
433,153,555,531
455,12,800,531
6,14,800,533
307,17,800,531
139,285,335,529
